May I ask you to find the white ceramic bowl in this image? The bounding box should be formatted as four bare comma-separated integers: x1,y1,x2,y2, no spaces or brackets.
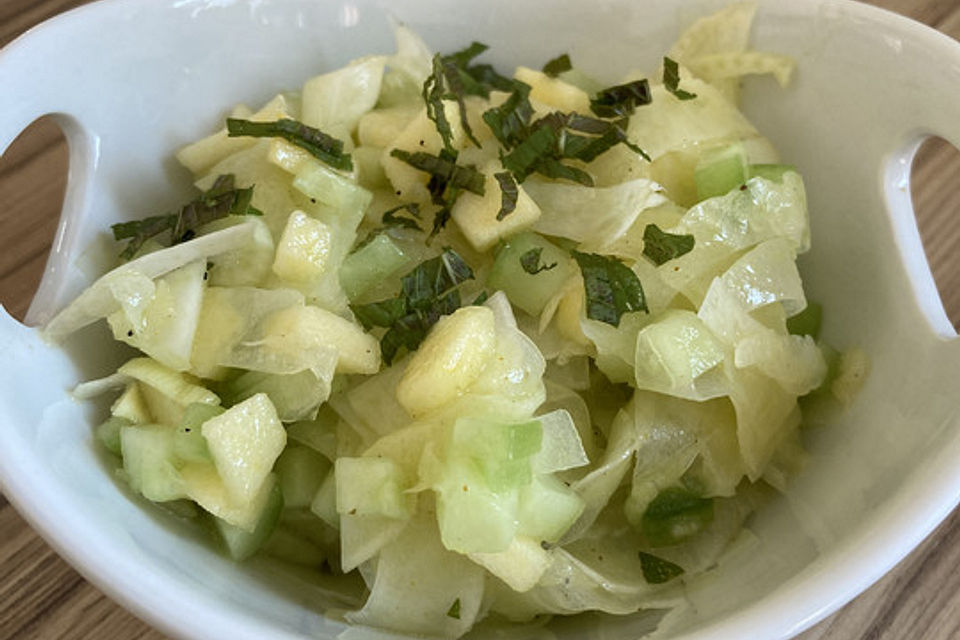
2,1,960,638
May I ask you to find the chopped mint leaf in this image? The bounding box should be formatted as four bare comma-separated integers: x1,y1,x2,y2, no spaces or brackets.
519,247,557,275
641,486,713,547
423,54,463,152
442,42,515,96
590,79,652,118
638,551,685,585
471,290,490,305
495,109,648,185
495,171,519,220
482,82,535,150
111,174,261,259
390,150,486,197
663,57,697,101
226,118,353,171
542,53,572,77
390,149,485,239
446,598,462,619
642,224,695,266
571,251,648,326
351,249,475,364
382,203,423,232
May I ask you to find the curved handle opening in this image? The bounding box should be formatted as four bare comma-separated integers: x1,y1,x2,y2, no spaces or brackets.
885,133,960,340
0,115,68,323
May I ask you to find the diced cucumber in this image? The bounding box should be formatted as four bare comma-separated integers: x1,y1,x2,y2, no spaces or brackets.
261,525,328,567
310,469,339,530
335,457,414,519
120,424,187,502
173,403,223,464
516,474,585,543
279,508,340,549
276,445,331,509
200,216,275,287
451,416,542,493
213,481,284,561
272,210,335,283
486,232,576,316
223,369,332,423
287,405,338,460
694,143,748,201
110,382,152,424
108,260,207,371
293,159,373,221
435,457,519,554
96,416,130,456
339,233,409,301
202,393,286,504
396,306,497,417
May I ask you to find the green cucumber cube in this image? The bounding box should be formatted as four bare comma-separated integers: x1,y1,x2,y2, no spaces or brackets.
486,232,576,317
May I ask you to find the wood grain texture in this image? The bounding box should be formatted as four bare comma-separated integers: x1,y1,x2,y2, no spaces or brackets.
1,1,959,639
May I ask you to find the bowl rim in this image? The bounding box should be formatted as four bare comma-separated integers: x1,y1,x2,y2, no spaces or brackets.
3,0,960,639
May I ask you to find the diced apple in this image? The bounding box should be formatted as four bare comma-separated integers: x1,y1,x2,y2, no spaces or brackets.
396,306,497,417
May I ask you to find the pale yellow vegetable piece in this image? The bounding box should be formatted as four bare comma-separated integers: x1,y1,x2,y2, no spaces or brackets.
182,464,278,532
396,306,497,417
514,66,591,113
272,210,335,283
177,94,295,176
260,305,380,375
451,160,542,252
468,535,550,593
202,393,286,505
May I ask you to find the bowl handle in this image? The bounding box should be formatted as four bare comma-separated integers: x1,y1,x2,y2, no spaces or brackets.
0,25,98,328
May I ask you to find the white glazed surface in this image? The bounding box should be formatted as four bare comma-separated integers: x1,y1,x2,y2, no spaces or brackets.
1,1,960,639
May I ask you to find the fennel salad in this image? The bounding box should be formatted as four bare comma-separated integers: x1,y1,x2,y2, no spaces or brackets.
46,4,867,639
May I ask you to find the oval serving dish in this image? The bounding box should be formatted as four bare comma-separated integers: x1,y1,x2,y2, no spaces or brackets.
2,1,960,639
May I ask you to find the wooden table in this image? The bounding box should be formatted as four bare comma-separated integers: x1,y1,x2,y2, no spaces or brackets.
2,1,960,638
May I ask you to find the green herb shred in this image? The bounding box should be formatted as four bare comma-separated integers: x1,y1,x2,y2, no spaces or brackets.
390,149,486,238
446,598,462,619
226,118,353,171
111,174,262,259
589,79,652,118
541,53,573,77
519,247,557,275
382,203,424,232
638,551,685,585
352,249,475,364
495,171,519,220
642,224,695,265
571,251,648,326
662,56,697,101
